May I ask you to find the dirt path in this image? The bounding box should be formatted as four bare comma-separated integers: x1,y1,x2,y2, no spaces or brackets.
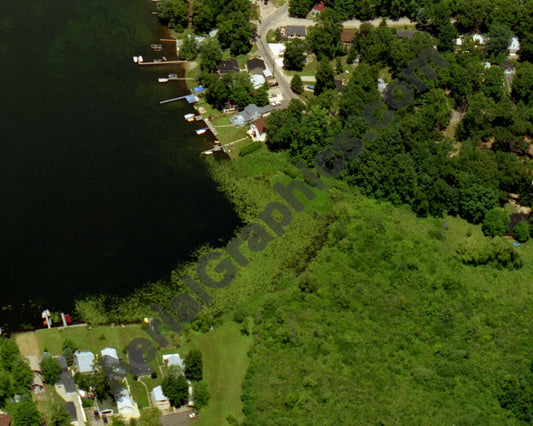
14,332,40,357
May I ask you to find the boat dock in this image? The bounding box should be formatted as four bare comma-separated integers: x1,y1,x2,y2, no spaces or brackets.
203,118,218,136
139,60,186,66
159,95,187,104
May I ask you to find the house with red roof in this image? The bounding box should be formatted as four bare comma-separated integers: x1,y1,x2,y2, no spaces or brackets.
311,0,327,16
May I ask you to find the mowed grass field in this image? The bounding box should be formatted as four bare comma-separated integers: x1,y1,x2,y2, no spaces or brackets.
192,321,253,425
34,324,148,355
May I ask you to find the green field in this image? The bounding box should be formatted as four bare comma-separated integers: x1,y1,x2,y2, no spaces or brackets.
190,322,253,425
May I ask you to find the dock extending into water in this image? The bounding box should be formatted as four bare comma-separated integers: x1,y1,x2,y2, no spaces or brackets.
203,118,218,136
139,60,186,66
159,95,187,104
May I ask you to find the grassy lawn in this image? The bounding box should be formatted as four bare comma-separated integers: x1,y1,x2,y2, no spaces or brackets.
34,324,148,355
190,321,253,425
284,55,320,77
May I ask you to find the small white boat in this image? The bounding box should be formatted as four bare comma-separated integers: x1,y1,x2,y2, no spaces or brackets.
138,55,144,63
203,150,213,155
133,56,138,63
168,73,178,79
158,78,169,83
184,113,195,121
196,127,208,135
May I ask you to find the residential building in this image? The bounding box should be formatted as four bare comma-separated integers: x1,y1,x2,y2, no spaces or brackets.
503,59,515,75
230,104,272,126
217,59,240,74
101,348,119,361
341,29,355,46
151,386,171,411
116,389,140,420
248,117,267,142
162,354,184,370
311,0,327,16
280,26,306,39
74,351,96,374
0,413,12,426
396,30,417,39
250,74,266,89
508,37,520,55
247,58,266,75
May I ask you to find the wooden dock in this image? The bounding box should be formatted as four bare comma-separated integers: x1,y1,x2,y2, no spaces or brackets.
203,118,218,136
139,60,186,66
159,95,187,104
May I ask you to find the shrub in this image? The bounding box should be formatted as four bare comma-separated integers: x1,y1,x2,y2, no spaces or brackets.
513,221,530,242
239,142,263,157
482,208,510,237
457,236,522,269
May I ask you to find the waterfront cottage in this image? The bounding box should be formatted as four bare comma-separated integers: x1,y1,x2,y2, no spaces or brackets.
230,104,272,127
217,59,240,74
249,117,267,142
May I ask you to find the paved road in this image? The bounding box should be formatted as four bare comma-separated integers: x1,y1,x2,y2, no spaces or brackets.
256,2,296,108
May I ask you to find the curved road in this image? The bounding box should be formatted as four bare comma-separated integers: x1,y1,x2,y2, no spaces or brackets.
256,2,296,108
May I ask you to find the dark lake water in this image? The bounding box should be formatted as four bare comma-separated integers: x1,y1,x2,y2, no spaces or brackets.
0,0,240,330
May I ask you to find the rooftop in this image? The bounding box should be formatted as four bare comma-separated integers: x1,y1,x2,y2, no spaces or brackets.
396,30,417,39
251,117,267,134
217,58,240,74
0,414,12,426
285,25,306,37
247,58,266,74
312,0,327,12
151,385,169,402
75,351,95,373
341,29,355,44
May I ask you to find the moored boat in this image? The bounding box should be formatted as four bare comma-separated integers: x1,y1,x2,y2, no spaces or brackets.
158,78,169,83
133,56,138,63
184,113,195,121
196,127,208,135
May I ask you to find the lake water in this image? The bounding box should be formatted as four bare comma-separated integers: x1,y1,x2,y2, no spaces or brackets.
0,0,240,330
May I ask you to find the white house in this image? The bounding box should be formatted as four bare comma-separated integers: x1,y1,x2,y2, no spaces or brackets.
162,354,184,370
473,34,485,44
116,389,140,420
268,43,286,68
150,386,170,411
248,117,267,142
508,37,520,55
101,348,119,361
74,351,96,374
250,74,266,89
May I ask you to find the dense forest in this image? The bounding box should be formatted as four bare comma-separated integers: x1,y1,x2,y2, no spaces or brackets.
267,18,533,227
